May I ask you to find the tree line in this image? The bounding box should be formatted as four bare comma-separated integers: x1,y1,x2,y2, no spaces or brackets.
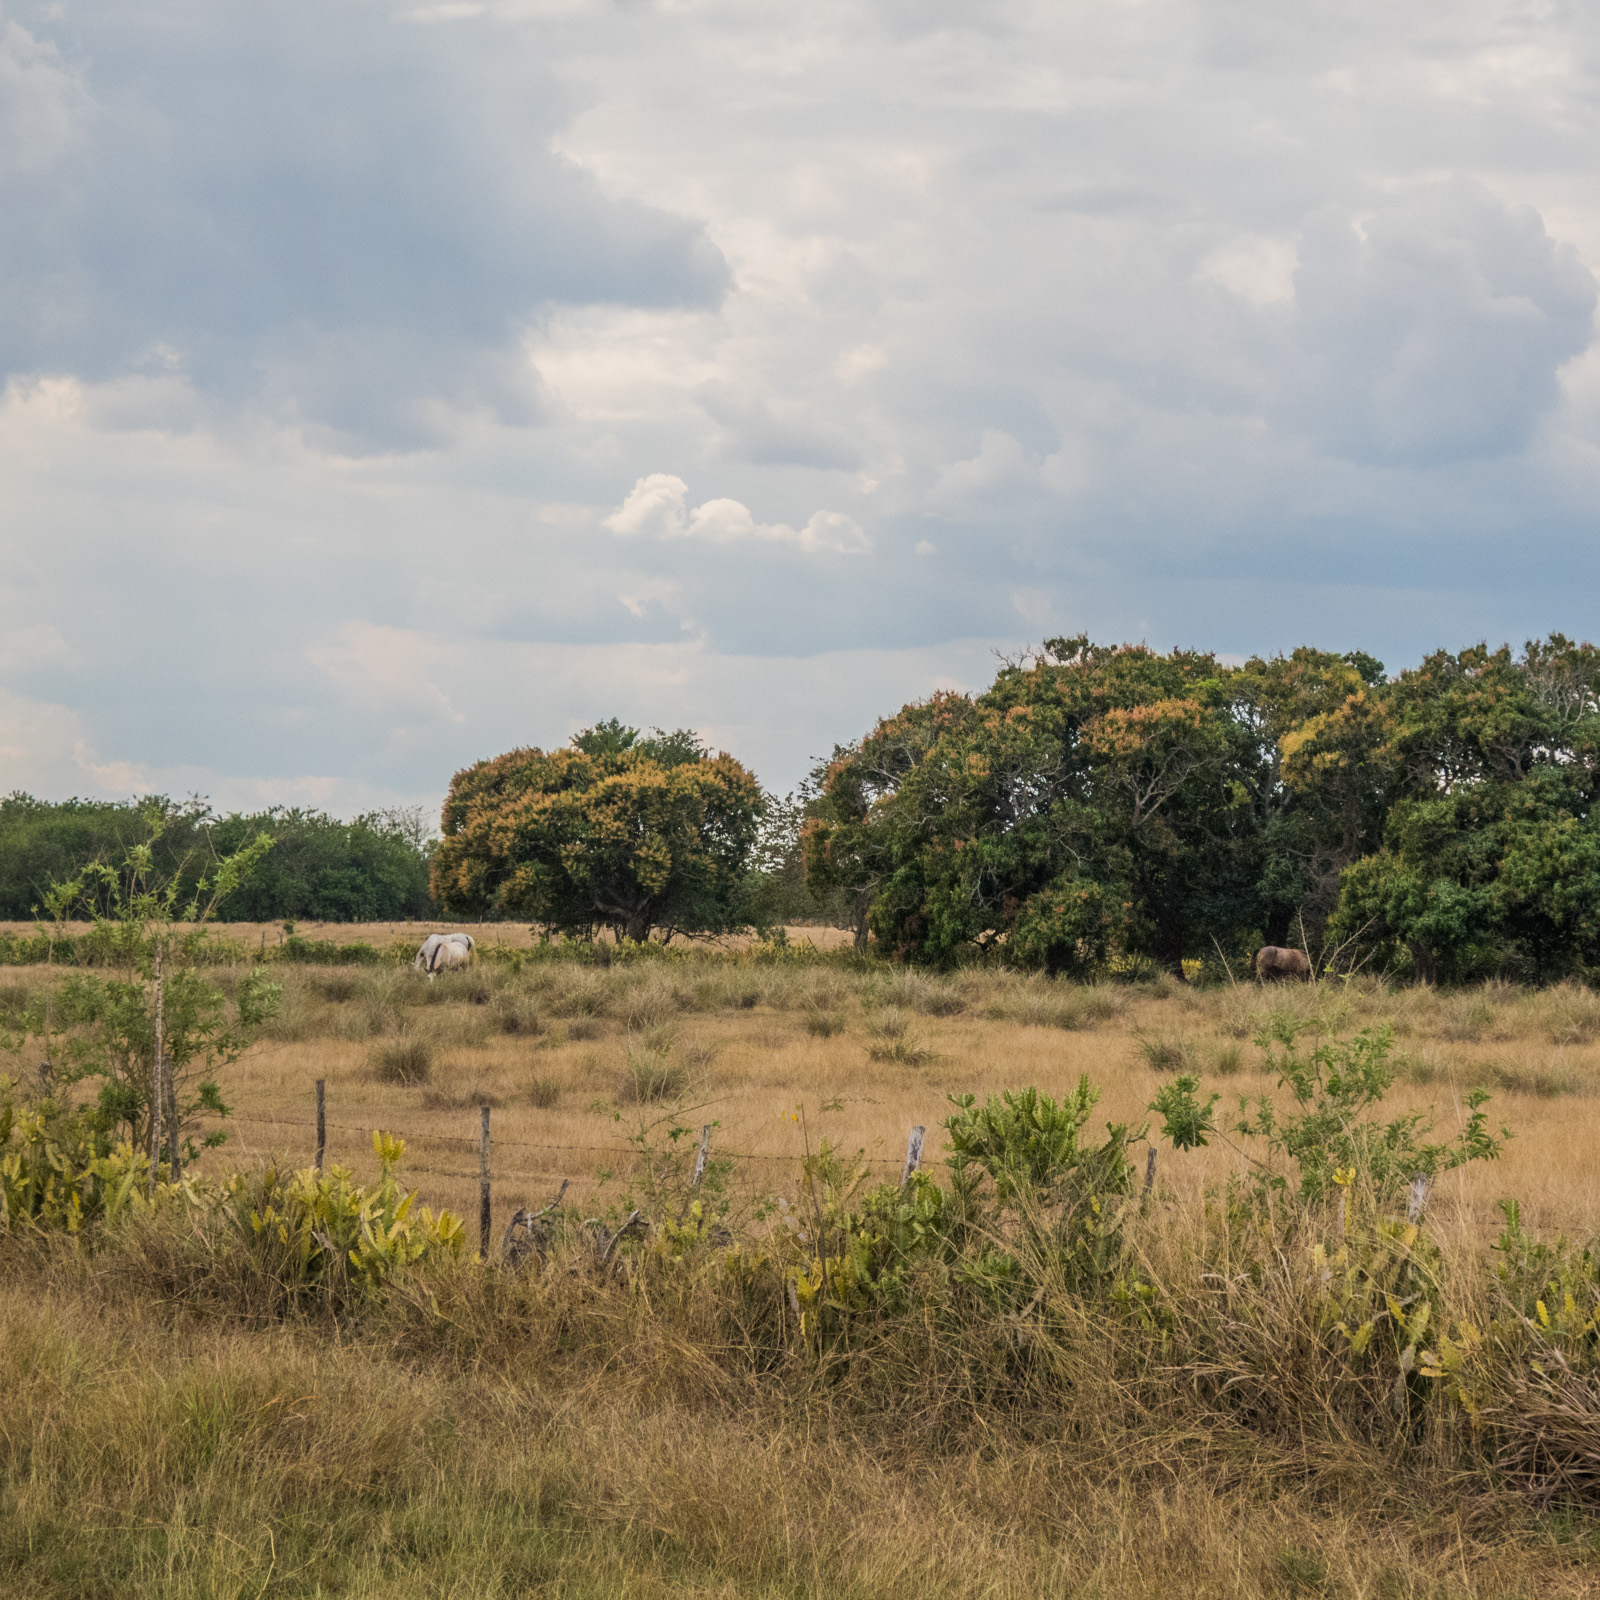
798,635,1600,981
0,795,434,923
15,632,1600,981
433,636,1600,983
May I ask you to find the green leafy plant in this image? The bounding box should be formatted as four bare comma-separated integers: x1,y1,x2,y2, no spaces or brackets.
1,807,278,1175
225,1131,464,1307
944,1079,1141,1293
0,1086,150,1235
1152,1021,1508,1205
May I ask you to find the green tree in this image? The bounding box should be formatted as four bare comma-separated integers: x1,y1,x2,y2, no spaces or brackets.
0,794,210,919
206,807,433,921
1326,637,1600,981
3,804,278,1182
431,725,764,942
806,640,1264,972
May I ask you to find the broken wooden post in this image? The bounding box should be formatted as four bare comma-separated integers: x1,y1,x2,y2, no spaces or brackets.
315,1079,326,1174
479,1104,492,1261
149,934,165,1194
502,1178,568,1266
900,1125,925,1191
692,1124,712,1188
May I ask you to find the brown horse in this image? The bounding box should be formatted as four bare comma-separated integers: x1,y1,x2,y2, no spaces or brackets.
1251,945,1311,982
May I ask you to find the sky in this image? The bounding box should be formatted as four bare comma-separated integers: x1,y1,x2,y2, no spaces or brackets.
2,0,1599,819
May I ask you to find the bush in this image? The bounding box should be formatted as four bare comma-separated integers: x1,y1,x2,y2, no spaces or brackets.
216,1131,463,1312
492,992,543,1036
618,1045,686,1104
370,1037,433,1085
864,1008,933,1065
278,935,387,965
0,1090,146,1233
1153,1020,1509,1206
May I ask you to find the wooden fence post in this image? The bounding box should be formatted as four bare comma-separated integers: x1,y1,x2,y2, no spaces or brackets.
479,1104,492,1261
1143,1145,1157,1195
315,1079,326,1174
900,1125,925,1191
148,934,164,1195
692,1124,712,1188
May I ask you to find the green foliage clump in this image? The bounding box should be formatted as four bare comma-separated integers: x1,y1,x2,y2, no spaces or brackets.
2,815,280,1161
223,1131,464,1307
432,721,763,943
0,1090,147,1234
0,794,434,925
1152,1021,1508,1205
802,632,1600,980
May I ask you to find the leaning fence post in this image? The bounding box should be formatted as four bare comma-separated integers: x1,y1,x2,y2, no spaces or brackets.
315,1079,326,1174
692,1124,712,1188
900,1125,925,1191
479,1104,492,1261
148,934,165,1195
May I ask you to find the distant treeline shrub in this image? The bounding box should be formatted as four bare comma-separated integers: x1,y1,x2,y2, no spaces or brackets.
0,795,434,923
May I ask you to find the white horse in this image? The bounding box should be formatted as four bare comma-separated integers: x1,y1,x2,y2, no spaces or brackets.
414,932,476,978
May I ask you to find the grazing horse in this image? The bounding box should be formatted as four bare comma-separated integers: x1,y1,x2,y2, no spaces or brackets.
1251,945,1311,982
414,932,476,978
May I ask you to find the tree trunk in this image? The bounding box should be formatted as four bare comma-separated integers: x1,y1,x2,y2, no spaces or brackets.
1408,940,1438,985
853,890,871,953
165,1047,181,1182
1154,921,1188,981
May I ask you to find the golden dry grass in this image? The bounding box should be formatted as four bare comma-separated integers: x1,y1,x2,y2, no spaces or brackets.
7,935,1600,1596
7,1259,1598,1600
111,936,1600,1242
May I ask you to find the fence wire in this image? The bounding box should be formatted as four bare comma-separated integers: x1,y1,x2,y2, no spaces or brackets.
221,1111,905,1168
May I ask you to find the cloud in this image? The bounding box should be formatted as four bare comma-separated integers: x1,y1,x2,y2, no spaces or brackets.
604,474,870,554
1285,179,1597,465
1199,236,1299,305
695,380,863,469
934,430,1030,502
306,621,464,725
0,2,728,449
8,0,1600,817
0,17,89,178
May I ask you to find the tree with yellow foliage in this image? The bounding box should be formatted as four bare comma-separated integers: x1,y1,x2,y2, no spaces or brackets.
431,721,763,942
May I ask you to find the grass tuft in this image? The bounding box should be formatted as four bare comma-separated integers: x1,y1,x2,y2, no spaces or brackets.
618,1045,686,1103
370,1035,433,1085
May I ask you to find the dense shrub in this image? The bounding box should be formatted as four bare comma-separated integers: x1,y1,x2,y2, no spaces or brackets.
0,794,434,925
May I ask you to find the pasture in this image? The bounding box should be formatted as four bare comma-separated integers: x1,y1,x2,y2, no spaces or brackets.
201,938,1600,1236
4,930,1600,1598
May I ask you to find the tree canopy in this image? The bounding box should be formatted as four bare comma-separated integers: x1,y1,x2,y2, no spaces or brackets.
430,723,764,942
0,796,433,923
804,634,1600,981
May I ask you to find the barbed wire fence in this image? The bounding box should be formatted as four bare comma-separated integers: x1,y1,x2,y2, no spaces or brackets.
221,1080,927,1260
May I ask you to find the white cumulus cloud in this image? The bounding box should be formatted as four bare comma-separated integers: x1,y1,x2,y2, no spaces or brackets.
604,474,870,554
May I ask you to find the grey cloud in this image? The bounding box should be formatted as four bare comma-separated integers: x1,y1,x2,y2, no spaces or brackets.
0,1,728,448
1285,179,1597,465
695,380,863,469
10,0,1600,810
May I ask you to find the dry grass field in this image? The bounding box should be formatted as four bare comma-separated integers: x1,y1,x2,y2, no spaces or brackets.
190,938,1600,1243
5,931,1600,1599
